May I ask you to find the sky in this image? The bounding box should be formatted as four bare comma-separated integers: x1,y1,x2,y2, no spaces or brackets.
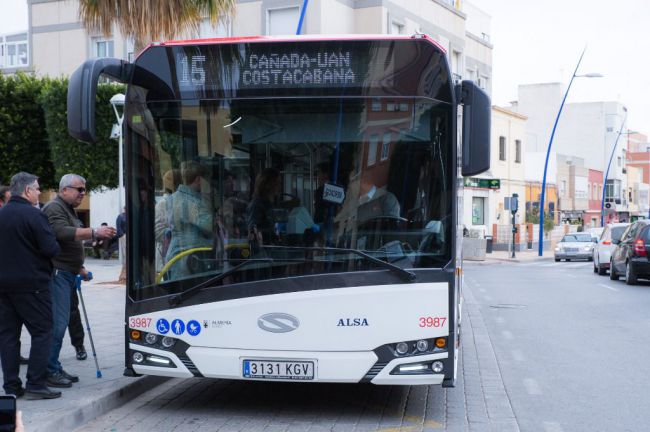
468,0,650,134
1,0,648,133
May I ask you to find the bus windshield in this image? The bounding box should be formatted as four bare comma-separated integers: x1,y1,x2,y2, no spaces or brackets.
127,95,453,297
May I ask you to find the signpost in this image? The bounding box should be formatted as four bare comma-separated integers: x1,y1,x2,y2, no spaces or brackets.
507,193,519,258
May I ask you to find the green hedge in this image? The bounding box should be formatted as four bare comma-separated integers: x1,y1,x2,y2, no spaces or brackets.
40,79,125,190
0,73,125,191
0,73,55,188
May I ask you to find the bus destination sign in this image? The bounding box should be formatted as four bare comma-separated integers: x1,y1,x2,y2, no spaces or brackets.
240,51,357,87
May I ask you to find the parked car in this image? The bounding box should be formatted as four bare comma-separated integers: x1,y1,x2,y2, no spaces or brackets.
554,233,596,262
593,223,629,275
610,219,650,285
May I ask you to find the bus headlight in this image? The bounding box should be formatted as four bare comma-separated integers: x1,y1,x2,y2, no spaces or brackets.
145,333,158,345
395,342,409,355
161,337,176,348
133,352,144,363
146,355,172,366
416,340,429,352
431,361,444,373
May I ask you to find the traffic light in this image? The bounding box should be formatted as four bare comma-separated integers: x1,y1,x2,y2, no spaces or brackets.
511,193,519,213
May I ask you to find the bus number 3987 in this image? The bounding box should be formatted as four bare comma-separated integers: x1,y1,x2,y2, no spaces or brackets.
419,317,446,328
129,318,152,328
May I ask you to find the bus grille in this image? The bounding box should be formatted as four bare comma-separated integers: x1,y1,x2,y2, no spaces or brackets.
361,362,388,382
178,354,203,377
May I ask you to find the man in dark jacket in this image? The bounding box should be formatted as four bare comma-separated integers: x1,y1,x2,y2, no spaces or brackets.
0,172,61,399
42,174,116,387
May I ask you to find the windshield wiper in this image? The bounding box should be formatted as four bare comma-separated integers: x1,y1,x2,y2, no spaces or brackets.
168,258,273,307
262,245,417,283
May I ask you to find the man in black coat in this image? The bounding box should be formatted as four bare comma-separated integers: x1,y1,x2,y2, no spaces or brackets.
0,172,61,399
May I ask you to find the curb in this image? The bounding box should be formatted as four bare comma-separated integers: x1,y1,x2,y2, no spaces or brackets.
33,375,170,432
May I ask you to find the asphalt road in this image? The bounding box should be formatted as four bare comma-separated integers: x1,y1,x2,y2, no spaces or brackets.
465,259,650,432
77,259,650,431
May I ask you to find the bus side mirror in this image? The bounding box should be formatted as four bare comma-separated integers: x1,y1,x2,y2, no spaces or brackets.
457,80,490,176
68,58,130,143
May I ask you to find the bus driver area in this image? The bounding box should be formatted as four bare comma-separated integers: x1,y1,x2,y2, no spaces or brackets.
127,282,451,385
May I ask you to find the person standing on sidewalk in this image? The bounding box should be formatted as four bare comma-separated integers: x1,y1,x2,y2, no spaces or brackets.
116,207,127,283
0,185,10,208
0,172,61,400
42,174,116,387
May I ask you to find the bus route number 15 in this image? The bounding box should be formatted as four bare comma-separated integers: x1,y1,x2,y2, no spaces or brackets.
419,317,446,328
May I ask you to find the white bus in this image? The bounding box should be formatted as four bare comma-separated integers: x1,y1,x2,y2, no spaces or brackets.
67,34,490,386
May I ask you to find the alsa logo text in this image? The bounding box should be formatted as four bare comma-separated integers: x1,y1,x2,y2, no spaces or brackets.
337,318,369,327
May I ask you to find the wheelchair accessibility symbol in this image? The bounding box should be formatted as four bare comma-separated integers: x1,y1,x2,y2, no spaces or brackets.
156,319,170,334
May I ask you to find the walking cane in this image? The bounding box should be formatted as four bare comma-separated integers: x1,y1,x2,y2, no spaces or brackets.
76,274,103,378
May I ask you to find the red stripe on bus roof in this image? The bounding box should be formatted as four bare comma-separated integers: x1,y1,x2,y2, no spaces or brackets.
138,34,446,57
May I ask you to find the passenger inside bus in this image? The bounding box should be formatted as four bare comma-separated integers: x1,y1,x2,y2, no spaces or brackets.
165,161,213,278
246,167,282,247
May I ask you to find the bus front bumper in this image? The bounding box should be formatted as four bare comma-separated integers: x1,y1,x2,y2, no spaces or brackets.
129,344,448,385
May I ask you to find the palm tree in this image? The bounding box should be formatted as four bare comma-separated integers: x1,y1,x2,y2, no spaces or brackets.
78,0,236,54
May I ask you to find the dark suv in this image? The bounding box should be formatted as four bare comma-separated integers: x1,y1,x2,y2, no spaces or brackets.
610,220,650,285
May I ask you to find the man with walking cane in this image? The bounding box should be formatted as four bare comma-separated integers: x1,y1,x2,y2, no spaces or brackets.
42,174,116,387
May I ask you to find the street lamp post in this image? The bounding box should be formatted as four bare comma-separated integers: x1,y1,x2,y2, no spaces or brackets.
110,93,126,214
538,48,602,256
600,119,636,226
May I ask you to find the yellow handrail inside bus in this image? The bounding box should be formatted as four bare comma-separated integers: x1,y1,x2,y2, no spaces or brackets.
156,243,250,284
156,247,212,284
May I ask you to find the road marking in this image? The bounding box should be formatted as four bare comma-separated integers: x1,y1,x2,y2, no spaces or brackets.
495,316,505,325
598,283,619,292
501,330,513,340
512,349,525,362
523,378,542,395
566,274,576,278
543,421,564,432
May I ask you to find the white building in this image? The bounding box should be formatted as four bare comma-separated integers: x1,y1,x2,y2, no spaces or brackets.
462,106,527,237
512,83,630,222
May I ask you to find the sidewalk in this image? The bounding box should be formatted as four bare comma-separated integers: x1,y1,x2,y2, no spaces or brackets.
16,258,166,432
477,249,554,263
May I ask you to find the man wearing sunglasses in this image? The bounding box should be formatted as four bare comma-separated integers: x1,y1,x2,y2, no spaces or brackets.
42,174,117,388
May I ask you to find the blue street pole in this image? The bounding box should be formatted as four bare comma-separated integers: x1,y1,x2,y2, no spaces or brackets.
296,0,309,35
538,48,587,256
600,113,628,226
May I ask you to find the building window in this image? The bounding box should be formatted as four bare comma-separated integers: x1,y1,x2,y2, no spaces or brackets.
93,38,114,58
560,180,566,197
367,135,378,166
617,156,621,167
478,74,488,90
4,42,28,67
588,184,591,200
515,139,521,163
371,99,382,112
267,7,300,35
472,197,485,225
499,136,506,161
380,133,391,161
